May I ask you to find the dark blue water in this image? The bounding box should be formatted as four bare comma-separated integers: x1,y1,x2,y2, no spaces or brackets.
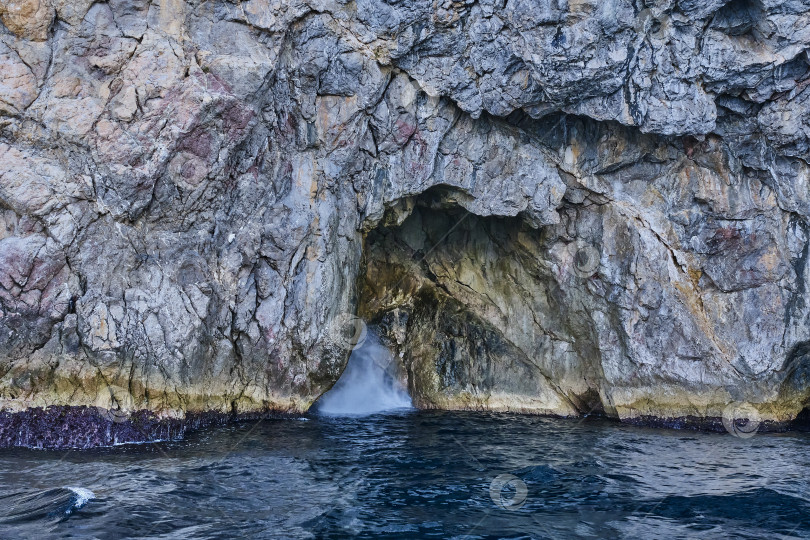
0,411,808,539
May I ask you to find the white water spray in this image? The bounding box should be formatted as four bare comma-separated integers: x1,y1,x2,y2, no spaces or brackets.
317,331,413,416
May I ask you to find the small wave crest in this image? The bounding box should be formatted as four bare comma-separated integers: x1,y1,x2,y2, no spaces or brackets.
65,487,95,510
0,486,95,524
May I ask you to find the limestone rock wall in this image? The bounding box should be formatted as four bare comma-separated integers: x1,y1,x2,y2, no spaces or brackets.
0,0,808,436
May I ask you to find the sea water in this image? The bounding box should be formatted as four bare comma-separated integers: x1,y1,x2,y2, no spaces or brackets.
0,410,808,539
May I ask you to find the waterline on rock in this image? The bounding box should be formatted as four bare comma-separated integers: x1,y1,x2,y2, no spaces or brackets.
315,331,412,416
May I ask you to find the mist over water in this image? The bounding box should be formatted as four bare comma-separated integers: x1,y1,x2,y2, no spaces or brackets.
316,331,412,415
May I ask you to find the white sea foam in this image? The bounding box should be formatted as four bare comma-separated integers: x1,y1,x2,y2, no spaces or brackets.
65,487,95,509
317,332,412,416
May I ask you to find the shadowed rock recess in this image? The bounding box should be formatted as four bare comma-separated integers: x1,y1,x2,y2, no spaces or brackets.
0,0,809,447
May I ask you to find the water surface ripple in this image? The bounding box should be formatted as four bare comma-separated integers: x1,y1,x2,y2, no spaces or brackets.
0,412,808,539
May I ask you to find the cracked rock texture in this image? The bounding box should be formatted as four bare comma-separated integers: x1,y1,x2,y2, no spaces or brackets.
1,0,809,444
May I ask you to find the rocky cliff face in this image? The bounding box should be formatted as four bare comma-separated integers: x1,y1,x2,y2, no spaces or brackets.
1,0,809,446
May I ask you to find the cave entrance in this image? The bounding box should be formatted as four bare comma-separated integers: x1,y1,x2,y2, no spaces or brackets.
350,186,604,416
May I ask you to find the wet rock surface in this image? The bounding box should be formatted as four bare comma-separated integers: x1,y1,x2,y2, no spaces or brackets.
0,406,276,449
0,0,809,446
